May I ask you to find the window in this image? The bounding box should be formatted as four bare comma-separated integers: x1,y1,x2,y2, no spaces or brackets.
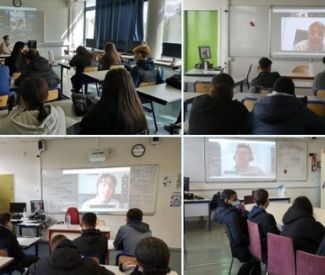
84,0,96,40
163,0,181,43
86,0,96,8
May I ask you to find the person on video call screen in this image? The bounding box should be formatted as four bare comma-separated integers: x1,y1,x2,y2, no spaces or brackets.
81,174,120,210
294,21,325,52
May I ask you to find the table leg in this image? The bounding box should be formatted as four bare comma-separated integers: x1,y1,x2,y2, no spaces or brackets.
35,242,39,257
60,66,64,93
150,100,158,132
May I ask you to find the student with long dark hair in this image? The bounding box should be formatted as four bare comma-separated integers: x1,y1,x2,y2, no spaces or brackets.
79,68,148,134
100,42,122,70
0,76,66,134
4,41,27,75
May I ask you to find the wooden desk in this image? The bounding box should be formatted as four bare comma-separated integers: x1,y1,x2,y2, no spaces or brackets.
0,257,13,271
184,199,211,231
18,237,41,256
284,72,314,80
103,265,178,275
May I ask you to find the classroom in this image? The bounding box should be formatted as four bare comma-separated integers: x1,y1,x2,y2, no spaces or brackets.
0,0,181,135
184,0,325,135
184,136,325,274
0,137,181,274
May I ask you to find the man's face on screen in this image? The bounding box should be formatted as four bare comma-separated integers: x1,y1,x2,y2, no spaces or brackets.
97,177,115,203
308,24,325,50
234,147,251,168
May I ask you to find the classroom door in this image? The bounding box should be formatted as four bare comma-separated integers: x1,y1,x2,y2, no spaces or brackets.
0,174,14,213
184,10,219,71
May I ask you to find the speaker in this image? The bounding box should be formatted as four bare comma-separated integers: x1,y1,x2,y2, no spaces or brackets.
38,140,45,152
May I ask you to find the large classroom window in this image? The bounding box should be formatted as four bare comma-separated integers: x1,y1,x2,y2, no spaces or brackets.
84,0,96,39
163,0,181,43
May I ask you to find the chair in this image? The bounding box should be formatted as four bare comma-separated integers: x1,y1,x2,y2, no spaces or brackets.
243,195,254,205
45,89,60,102
307,101,325,116
240,64,253,92
222,225,235,275
292,65,310,74
247,220,263,262
0,95,9,109
65,207,80,225
194,81,212,93
242,97,257,112
82,66,100,96
296,250,325,275
315,89,325,97
96,219,106,226
115,253,137,266
267,233,295,275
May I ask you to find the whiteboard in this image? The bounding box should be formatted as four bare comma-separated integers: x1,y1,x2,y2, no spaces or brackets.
42,165,159,214
276,141,307,181
229,6,270,57
183,138,205,182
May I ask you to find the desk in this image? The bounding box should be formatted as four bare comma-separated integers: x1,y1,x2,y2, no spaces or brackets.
103,265,178,275
284,72,314,80
16,221,42,237
17,237,41,256
239,197,291,204
83,70,108,82
0,257,13,270
184,199,211,231
185,68,220,77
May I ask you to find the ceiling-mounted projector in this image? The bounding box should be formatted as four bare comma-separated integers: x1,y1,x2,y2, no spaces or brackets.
89,150,106,162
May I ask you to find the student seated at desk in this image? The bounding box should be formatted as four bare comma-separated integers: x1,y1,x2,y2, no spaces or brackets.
29,234,113,275
248,189,280,259
0,213,38,273
251,77,325,134
0,76,66,135
114,208,152,255
250,57,281,91
99,42,123,70
4,41,27,76
130,237,171,275
313,56,325,94
0,35,11,55
130,44,163,87
14,49,60,90
281,196,325,254
188,73,250,134
79,68,148,135
73,212,107,264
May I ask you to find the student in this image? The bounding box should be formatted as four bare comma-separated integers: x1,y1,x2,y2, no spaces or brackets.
79,68,148,135
250,57,281,90
0,35,11,54
14,49,60,90
130,237,171,275
4,41,27,75
29,234,113,275
0,64,10,95
73,213,107,264
251,76,325,134
0,213,38,272
100,42,122,70
70,46,97,92
313,56,325,94
0,76,66,135
188,73,250,134
130,44,163,87
114,208,152,255
281,196,325,254
248,189,280,258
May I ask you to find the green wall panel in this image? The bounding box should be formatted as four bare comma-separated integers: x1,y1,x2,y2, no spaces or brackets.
185,10,219,71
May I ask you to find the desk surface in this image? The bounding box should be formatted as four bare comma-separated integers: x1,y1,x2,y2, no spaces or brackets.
185,68,220,77
48,224,111,233
137,84,181,105
0,257,13,270
17,237,41,248
184,198,210,204
283,72,315,80
84,70,108,82
103,265,178,275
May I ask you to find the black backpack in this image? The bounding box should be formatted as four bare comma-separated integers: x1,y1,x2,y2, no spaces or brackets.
165,74,181,90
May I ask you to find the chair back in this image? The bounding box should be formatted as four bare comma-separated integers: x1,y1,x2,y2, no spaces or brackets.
307,101,325,116
0,95,9,109
83,66,98,73
242,97,257,112
247,220,263,262
194,81,212,93
65,207,80,224
292,65,309,74
296,250,325,275
116,253,137,266
45,89,60,102
0,248,8,257
243,195,254,205
315,89,325,97
267,233,295,275
246,64,253,81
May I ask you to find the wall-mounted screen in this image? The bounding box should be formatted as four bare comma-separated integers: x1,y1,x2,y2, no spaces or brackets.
205,138,276,182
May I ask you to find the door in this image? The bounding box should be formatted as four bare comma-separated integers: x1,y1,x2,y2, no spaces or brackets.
0,174,14,212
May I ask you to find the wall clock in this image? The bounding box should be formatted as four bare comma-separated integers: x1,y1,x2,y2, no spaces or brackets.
131,144,145,157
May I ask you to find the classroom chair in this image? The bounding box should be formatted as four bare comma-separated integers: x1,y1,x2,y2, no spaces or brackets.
82,66,100,96
307,101,325,116
315,89,325,97
247,220,264,263
115,253,137,266
222,224,235,275
194,81,212,93
239,64,253,92
241,96,257,112
296,250,325,275
292,65,310,74
45,89,60,103
244,195,254,205
267,233,295,275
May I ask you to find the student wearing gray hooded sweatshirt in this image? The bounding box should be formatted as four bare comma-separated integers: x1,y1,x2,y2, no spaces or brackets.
114,208,152,255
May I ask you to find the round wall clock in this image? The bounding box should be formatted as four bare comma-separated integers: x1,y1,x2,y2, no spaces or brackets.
131,144,145,157
13,0,22,7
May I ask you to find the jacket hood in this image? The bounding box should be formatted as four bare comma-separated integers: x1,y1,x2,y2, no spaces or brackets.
29,56,51,72
48,239,82,270
127,221,151,233
215,200,237,224
282,204,315,225
253,95,304,124
80,229,103,244
136,59,155,71
247,205,265,219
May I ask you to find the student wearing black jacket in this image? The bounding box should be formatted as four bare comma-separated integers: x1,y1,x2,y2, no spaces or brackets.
248,189,280,259
4,41,27,76
73,212,107,264
281,196,325,254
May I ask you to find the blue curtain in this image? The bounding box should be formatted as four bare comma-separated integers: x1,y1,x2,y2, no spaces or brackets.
94,0,144,52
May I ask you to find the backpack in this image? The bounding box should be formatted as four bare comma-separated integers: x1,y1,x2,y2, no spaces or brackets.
237,259,261,275
165,74,181,90
65,207,80,224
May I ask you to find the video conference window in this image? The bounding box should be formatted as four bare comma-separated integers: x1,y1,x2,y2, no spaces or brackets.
271,7,325,57
205,139,276,181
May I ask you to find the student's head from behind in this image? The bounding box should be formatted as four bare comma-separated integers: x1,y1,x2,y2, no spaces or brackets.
234,143,254,169
273,77,295,96
293,196,313,216
258,57,272,72
20,76,49,122
308,21,325,50
127,208,143,223
96,174,117,203
25,49,40,64
210,73,235,100
105,42,118,54
3,35,10,46
254,189,269,208
11,41,26,56
135,237,170,275
133,44,150,60
50,234,67,252
0,213,13,231
221,189,238,205
81,212,97,229
76,46,90,56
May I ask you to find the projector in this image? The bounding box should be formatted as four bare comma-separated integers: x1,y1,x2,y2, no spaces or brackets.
89,150,106,162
